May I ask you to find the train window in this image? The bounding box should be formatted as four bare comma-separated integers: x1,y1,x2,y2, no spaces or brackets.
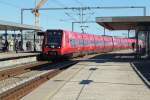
70,39,73,47
75,39,79,46
98,41,104,46
83,40,85,46
91,40,94,46
70,39,77,47
95,41,98,46
46,31,62,48
84,40,86,46
79,39,83,46
84,40,88,46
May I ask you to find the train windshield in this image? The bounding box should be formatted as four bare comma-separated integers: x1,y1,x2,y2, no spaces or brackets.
47,30,62,48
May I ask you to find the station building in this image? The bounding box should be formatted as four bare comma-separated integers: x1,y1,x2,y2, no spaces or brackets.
0,20,42,52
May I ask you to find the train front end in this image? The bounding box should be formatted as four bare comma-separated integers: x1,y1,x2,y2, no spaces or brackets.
42,30,64,59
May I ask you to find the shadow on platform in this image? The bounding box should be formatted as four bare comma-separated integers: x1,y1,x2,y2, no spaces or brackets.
89,52,141,62
80,51,150,89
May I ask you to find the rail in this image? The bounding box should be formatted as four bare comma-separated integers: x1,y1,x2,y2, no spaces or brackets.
0,61,76,100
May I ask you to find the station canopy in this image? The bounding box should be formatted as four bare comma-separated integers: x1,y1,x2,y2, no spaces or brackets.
0,20,41,31
96,16,150,30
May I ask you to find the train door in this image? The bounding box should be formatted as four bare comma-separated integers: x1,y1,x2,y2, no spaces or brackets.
97,36,104,52
118,38,122,50
69,32,77,53
103,36,110,52
120,38,124,49
103,36,107,52
102,36,105,52
88,34,93,53
125,38,128,49
93,35,97,52
80,34,85,55
112,37,117,50
110,37,113,51
92,34,96,53
61,31,69,54
117,38,121,50
76,33,80,53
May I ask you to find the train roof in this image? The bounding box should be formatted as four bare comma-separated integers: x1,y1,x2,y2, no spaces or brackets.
45,29,134,39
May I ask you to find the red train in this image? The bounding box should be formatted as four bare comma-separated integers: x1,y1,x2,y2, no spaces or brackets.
38,29,142,60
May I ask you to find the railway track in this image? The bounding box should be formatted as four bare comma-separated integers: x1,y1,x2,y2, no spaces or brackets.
0,60,77,100
0,61,51,81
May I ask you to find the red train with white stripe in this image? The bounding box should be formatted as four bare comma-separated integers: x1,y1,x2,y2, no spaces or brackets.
38,29,143,60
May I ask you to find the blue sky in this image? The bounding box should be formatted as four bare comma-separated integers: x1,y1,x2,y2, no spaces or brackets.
0,0,149,37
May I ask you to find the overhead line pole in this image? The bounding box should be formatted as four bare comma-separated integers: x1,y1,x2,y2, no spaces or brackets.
21,6,146,13
20,6,146,48
20,9,24,50
21,6,146,24
21,6,146,34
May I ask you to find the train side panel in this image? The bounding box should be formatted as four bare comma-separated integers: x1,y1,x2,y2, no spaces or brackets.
103,36,113,52
94,35,105,53
61,31,79,56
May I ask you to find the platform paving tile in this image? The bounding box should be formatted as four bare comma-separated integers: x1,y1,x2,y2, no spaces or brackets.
78,82,150,100
49,61,149,100
50,82,83,100
78,62,131,66
21,79,66,100
77,63,132,71
22,58,150,100
89,69,144,84
69,69,92,82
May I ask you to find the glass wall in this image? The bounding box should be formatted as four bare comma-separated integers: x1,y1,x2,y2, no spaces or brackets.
138,31,150,56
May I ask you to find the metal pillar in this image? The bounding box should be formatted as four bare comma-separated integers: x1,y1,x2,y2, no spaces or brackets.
135,30,139,58
5,29,7,41
72,22,74,31
143,31,149,57
21,9,24,24
34,31,36,52
147,32,150,55
33,0,36,53
104,27,106,36
21,9,24,51
20,30,23,51
128,30,130,38
143,7,146,16
13,30,16,51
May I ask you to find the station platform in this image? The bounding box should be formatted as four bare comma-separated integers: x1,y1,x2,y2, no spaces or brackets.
0,52,39,61
22,50,150,100
0,52,39,69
